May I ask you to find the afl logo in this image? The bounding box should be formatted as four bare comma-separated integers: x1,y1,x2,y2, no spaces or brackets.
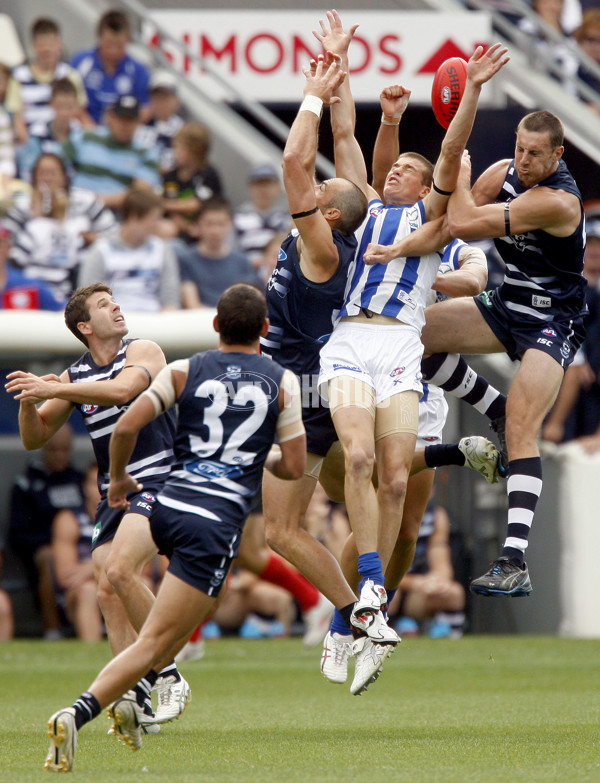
141,492,156,503
441,86,451,105
390,367,405,378
81,404,99,414
542,328,557,337
370,207,383,217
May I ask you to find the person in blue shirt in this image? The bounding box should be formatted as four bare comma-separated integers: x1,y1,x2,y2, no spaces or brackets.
70,9,149,125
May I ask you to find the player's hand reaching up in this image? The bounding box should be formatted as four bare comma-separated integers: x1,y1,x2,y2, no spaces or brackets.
302,54,346,106
312,9,358,58
380,85,411,119
466,43,510,88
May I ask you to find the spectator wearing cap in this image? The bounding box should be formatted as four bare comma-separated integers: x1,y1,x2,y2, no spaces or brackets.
542,217,600,448
161,122,223,244
0,220,65,310
135,70,184,174
70,9,150,125
233,163,291,282
64,95,160,213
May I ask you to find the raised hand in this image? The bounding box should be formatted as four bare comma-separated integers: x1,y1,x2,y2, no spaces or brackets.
466,43,510,87
302,54,346,106
312,9,358,58
380,84,411,118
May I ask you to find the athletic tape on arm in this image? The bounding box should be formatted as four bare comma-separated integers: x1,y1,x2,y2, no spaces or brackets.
277,370,304,443
141,359,189,416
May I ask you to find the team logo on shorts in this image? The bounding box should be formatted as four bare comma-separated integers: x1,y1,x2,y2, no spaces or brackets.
141,492,156,503
210,569,226,588
390,366,405,384
480,291,493,308
542,328,557,337
92,522,101,542
560,341,571,360
333,363,363,373
81,404,99,414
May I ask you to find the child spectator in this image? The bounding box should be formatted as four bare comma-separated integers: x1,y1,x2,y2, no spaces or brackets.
177,197,261,308
52,463,104,642
5,152,116,299
162,122,223,243
70,9,150,125
65,95,160,213
18,78,81,183
135,70,184,174
78,188,180,312
5,17,86,143
234,163,291,280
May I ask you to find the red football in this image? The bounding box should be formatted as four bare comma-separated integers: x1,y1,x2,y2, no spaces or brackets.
431,57,468,129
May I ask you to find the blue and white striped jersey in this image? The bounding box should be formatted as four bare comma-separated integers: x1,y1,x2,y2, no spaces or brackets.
68,339,175,496
158,350,286,524
340,198,441,331
493,158,586,324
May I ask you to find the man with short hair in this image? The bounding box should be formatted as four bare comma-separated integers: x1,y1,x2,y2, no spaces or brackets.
70,9,150,125
43,284,306,772
420,110,587,596
5,282,189,731
65,95,160,212
78,189,180,312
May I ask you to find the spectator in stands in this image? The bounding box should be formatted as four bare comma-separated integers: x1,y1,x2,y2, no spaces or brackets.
5,153,115,299
0,63,16,184
78,188,180,312
65,95,160,213
177,196,261,308
233,163,292,281
210,567,293,639
52,463,104,642
162,122,223,244
135,70,184,174
518,0,579,90
573,8,600,111
70,9,150,125
18,78,81,183
0,218,65,310
8,424,84,640
389,501,466,640
542,217,600,448
5,17,87,144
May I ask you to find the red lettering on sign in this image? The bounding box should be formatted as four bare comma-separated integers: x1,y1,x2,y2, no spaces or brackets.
201,34,236,73
246,34,284,73
292,35,320,72
379,35,402,75
349,35,370,74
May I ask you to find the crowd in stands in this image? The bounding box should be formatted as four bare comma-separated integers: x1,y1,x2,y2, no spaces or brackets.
0,9,292,319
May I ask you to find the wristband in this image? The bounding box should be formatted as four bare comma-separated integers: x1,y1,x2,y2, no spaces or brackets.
300,95,324,117
432,180,453,197
381,112,401,126
291,206,319,220
504,203,511,236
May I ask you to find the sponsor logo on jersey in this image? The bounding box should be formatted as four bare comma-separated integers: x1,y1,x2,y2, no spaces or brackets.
532,295,551,308
137,502,153,512
82,404,99,414
397,289,416,310
542,328,557,337
141,492,156,503
332,363,363,373
184,459,243,479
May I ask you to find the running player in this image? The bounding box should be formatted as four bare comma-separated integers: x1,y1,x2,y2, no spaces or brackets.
43,283,305,772
5,283,190,727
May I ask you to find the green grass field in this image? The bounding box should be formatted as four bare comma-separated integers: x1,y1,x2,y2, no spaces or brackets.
1,636,599,782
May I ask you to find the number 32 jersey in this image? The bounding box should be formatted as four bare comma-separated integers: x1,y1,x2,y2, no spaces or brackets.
157,349,286,525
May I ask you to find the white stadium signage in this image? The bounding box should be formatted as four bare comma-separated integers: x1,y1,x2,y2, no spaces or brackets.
144,11,492,104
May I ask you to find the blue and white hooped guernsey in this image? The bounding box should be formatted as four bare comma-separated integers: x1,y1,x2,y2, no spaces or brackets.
339,198,441,332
